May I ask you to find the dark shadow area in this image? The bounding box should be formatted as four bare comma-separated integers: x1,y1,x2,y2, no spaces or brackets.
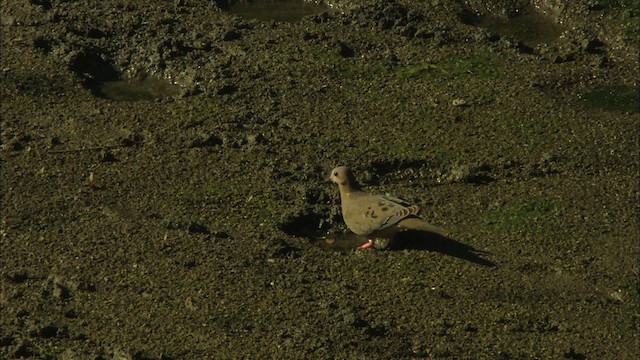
280,211,332,239
458,4,565,48
281,212,497,264
392,230,496,267
458,8,482,26
216,0,329,23
69,48,119,83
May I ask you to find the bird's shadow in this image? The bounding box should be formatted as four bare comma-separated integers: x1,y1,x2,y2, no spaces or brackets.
391,230,496,267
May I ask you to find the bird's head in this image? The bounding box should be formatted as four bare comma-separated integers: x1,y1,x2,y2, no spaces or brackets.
329,166,359,190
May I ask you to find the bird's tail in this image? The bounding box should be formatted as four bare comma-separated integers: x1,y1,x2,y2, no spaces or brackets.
398,217,447,236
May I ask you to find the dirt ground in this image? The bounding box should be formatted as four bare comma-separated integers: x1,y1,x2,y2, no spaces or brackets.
1,0,638,358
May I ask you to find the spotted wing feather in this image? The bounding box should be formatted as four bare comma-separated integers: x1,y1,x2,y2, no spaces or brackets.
344,194,419,236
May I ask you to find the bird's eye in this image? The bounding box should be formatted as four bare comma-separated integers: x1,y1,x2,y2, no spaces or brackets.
333,171,338,177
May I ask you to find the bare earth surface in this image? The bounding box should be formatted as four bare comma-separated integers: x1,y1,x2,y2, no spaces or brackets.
1,0,638,358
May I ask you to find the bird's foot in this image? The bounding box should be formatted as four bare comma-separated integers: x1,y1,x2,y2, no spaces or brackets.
357,239,374,250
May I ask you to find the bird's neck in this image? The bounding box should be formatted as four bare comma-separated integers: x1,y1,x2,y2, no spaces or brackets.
339,184,362,201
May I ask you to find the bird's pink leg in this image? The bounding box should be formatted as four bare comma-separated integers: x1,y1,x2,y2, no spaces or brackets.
357,239,374,250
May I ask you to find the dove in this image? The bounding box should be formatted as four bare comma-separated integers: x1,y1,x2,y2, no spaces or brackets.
329,166,446,249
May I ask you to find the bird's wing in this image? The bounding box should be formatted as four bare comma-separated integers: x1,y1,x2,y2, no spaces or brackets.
344,194,417,236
